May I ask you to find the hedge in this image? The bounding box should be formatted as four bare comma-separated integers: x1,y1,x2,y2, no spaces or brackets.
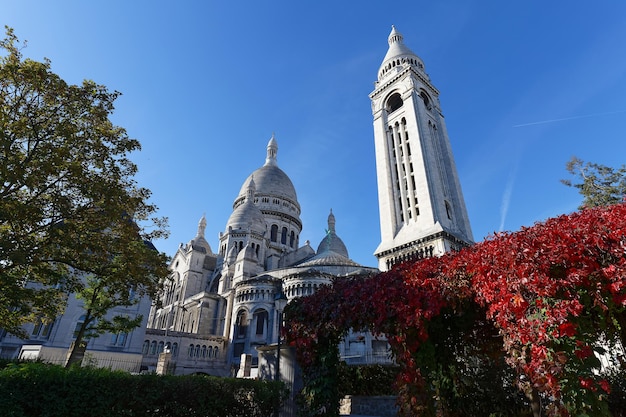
0,362,287,417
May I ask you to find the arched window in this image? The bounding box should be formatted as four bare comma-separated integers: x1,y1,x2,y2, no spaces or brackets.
281,227,287,244
201,345,207,358
290,231,295,247
194,344,201,358
157,341,164,354
420,91,432,110
188,344,195,357
270,225,278,242
142,340,150,355
236,310,248,338
172,342,179,357
386,92,403,113
208,346,213,358
214,347,219,358
445,200,452,220
150,341,157,355
254,309,268,336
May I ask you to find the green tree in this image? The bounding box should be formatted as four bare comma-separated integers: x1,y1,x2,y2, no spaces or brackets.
562,156,626,209
0,27,169,363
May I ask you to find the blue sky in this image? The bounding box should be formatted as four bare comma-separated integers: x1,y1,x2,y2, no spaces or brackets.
4,1,626,267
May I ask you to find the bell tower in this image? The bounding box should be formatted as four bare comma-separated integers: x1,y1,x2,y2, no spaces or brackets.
371,26,473,271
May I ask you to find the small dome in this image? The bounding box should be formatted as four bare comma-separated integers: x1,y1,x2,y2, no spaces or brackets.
189,215,212,254
226,178,266,233
316,209,349,258
299,251,360,267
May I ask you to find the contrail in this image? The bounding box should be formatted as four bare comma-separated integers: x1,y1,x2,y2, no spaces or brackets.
513,110,626,128
499,172,515,232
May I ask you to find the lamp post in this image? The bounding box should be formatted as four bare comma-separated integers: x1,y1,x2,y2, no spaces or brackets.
274,290,288,417
274,290,288,381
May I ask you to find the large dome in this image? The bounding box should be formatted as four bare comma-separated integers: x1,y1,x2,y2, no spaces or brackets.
236,136,298,204
238,164,297,203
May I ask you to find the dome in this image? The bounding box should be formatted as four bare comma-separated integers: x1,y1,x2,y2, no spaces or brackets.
316,210,349,258
299,250,360,267
189,215,212,254
239,165,297,202
378,26,425,80
226,178,266,233
236,135,298,204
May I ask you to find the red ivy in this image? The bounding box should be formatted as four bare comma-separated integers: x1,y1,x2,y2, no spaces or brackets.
285,204,626,416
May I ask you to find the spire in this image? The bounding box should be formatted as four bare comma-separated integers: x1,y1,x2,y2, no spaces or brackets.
378,25,423,80
265,133,278,166
388,25,403,46
196,214,207,238
246,176,256,200
327,209,336,233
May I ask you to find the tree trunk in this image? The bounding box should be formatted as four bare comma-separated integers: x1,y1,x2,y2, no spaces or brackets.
65,340,87,368
529,387,542,417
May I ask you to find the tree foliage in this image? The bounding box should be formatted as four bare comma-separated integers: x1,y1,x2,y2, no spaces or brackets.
562,156,626,209
0,27,169,346
285,203,626,416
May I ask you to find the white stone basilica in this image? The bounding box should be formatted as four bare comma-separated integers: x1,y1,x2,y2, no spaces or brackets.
141,26,473,377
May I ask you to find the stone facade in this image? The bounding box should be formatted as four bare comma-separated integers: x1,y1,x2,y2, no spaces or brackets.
0,274,151,371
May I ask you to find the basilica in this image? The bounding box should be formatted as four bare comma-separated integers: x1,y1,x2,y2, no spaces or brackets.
0,26,473,380
141,25,474,377
142,136,379,376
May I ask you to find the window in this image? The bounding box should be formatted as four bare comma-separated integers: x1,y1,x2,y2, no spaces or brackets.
236,310,248,338
290,231,295,247
188,344,195,357
172,342,179,357
420,91,432,110
270,225,278,242
281,227,287,244
150,341,157,355
32,317,53,339
386,92,403,113
142,340,150,355
158,341,164,354
111,332,127,347
254,309,268,336
233,343,244,358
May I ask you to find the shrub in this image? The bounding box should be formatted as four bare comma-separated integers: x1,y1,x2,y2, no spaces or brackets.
0,362,287,417
337,363,398,397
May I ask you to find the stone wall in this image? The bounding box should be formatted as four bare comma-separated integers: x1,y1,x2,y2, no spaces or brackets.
339,395,398,417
